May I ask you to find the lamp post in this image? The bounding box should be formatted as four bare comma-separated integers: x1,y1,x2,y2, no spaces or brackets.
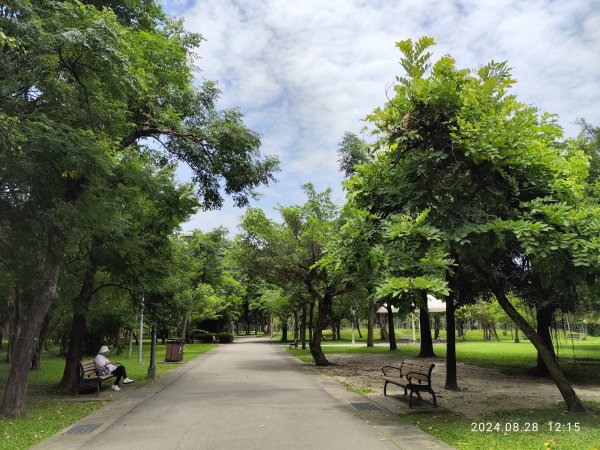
147,324,156,380
138,296,144,365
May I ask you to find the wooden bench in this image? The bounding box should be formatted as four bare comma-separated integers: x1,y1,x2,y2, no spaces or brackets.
382,360,437,408
288,339,299,349
76,359,114,396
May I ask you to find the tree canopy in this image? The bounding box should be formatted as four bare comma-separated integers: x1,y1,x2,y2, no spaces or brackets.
0,0,277,416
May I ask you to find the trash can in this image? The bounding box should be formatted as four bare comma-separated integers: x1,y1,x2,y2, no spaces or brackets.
165,338,184,362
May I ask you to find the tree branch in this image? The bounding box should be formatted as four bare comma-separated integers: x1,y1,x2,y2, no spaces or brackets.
119,123,206,150
90,283,133,297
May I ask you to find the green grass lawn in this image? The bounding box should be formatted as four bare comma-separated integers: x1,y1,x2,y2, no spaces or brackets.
404,402,600,450
0,342,216,450
287,330,600,383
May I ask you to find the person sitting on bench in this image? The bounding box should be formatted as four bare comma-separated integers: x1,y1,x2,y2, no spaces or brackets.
95,345,133,391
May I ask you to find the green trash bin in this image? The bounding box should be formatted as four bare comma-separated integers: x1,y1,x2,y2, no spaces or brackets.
165,338,184,362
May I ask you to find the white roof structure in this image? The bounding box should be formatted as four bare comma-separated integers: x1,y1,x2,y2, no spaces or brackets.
376,304,399,314
376,295,446,314
426,294,446,313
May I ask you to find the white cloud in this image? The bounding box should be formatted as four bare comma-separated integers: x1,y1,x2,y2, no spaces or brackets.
172,0,600,232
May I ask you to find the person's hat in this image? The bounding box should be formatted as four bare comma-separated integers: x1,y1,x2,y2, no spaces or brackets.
99,345,109,354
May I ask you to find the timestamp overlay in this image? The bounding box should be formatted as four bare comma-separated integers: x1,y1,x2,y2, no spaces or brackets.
471,422,582,433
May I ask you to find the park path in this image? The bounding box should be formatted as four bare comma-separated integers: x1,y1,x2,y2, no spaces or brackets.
36,337,453,450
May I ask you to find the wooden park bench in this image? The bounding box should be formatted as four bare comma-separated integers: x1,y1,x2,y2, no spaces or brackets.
76,359,114,396
288,339,299,349
381,359,437,408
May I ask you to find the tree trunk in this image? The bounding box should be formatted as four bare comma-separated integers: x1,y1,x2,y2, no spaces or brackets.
379,312,389,341
58,238,101,394
309,288,334,366
5,288,21,364
1,226,66,417
367,299,375,347
308,301,314,343
457,319,465,341
514,324,520,343
473,260,586,412
445,273,459,390
356,317,362,338
434,313,441,340
128,327,134,359
179,315,188,341
293,310,299,341
115,328,123,354
418,292,435,357
536,305,556,376
386,303,397,350
300,303,307,350
490,323,500,341
31,312,52,370
281,322,288,341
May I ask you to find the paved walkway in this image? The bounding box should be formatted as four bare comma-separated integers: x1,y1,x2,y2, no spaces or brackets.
36,337,453,450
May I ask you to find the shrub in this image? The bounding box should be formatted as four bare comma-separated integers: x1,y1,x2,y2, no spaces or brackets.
217,332,234,343
587,323,600,337
190,329,214,343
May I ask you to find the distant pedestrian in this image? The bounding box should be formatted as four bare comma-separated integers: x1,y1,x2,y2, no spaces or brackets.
95,345,133,391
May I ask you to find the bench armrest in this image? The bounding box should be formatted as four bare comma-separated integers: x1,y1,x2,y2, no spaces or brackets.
406,371,430,384
382,365,402,377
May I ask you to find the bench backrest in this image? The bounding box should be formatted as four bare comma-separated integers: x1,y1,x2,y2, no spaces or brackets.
80,359,98,379
400,359,435,384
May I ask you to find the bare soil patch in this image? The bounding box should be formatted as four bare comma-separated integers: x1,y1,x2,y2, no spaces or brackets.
298,353,600,418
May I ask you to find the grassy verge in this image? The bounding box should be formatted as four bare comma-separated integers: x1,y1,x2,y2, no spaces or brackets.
338,380,375,395
285,333,600,383
0,342,216,449
403,402,600,450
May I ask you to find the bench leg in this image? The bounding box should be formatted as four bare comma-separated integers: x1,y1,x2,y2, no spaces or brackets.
97,381,101,396
383,381,388,396
430,390,437,407
409,390,414,408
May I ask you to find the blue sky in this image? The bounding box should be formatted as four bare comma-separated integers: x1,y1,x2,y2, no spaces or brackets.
162,0,600,234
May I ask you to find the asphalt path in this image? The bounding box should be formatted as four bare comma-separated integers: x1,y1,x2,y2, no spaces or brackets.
36,336,454,450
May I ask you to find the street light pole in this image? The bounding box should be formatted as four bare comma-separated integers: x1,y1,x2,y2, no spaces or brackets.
147,324,156,380
138,296,144,365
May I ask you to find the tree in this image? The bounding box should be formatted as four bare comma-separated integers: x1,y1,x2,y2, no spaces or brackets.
363,36,593,411
57,152,198,393
322,204,450,355
320,205,383,348
169,229,227,338
234,184,342,365
337,132,370,177
0,0,277,417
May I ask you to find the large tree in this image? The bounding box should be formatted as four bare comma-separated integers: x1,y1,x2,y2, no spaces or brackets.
57,152,198,393
361,37,595,412
0,0,277,416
